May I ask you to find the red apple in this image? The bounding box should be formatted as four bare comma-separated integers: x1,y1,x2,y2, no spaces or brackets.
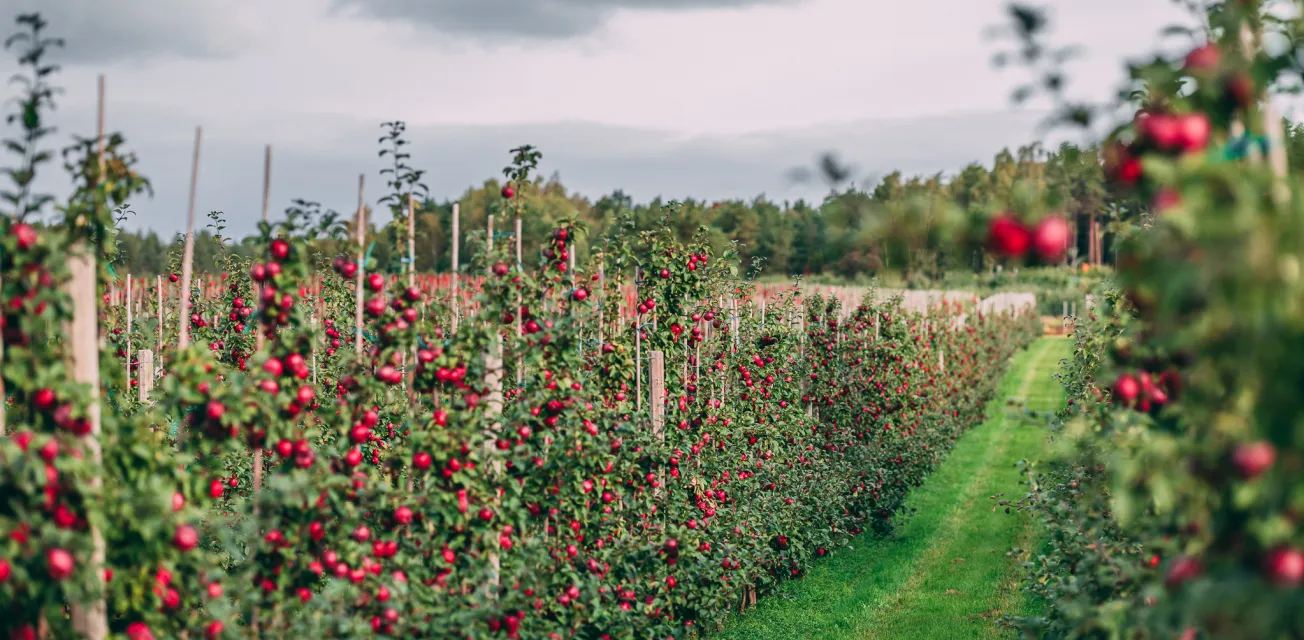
1113,373,1140,406
1177,113,1211,152
501,185,515,199
47,548,74,580
1031,215,1070,262
986,214,1032,259
1165,555,1203,588
1183,43,1220,73
1232,441,1276,479
1140,114,1182,151
12,223,37,251
175,525,199,551
1264,547,1304,588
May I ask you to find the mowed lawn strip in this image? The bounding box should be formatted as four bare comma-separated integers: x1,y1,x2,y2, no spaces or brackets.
716,337,1068,640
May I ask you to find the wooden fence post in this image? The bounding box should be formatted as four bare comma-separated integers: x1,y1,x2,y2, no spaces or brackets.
451,203,461,332
407,193,416,288
0,274,5,435
177,126,203,352
125,274,132,387
354,174,365,355
649,350,665,439
515,215,524,385
138,349,155,402
635,268,642,410
155,275,162,361
68,251,108,639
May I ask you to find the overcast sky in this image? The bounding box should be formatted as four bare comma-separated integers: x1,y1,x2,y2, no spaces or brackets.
0,0,1202,236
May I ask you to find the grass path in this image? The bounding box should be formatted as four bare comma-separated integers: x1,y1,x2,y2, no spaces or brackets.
717,337,1069,640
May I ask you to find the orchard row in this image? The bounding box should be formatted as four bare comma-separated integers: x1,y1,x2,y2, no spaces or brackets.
1,202,1039,639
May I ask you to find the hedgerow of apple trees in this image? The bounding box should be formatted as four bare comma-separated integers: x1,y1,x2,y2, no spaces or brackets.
0,12,1042,639
989,1,1304,638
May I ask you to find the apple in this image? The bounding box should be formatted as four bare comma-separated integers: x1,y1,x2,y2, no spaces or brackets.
1165,555,1202,588
1232,441,1276,479
12,223,37,250
175,525,199,551
47,547,74,580
1113,373,1140,406
1264,547,1304,588
1183,43,1220,73
501,185,515,199
1140,114,1182,151
986,214,1032,259
1177,113,1211,153
1031,215,1070,262
1223,72,1255,107
269,239,290,260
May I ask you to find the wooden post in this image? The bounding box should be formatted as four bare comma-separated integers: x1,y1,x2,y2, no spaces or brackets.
635,267,642,410
155,275,163,357
597,259,605,348
515,215,523,385
354,174,366,355
451,203,461,332
125,274,132,388
407,193,416,288
138,350,155,402
68,251,108,639
256,144,271,354
310,313,318,384
483,340,504,596
177,126,203,351
649,350,665,438
0,273,4,435
730,298,739,351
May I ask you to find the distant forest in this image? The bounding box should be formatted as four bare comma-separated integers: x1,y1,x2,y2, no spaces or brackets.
109,122,1304,285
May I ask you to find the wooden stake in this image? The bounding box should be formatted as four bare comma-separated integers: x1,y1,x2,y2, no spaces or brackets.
635,267,642,410
0,274,4,435
256,145,271,354
650,350,665,438
178,126,203,350
138,350,155,402
354,174,365,355
68,252,108,640
597,260,605,349
407,192,416,288
515,215,523,385
125,274,132,388
96,75,106,177
452,203,461,332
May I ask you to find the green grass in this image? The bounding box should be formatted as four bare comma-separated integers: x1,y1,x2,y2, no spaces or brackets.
716,337,1070,640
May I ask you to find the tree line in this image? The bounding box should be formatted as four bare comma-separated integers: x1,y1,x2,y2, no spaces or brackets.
108,121,1304,285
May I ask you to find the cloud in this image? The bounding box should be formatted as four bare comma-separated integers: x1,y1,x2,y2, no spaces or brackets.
0,0,262,64
330,0,803,40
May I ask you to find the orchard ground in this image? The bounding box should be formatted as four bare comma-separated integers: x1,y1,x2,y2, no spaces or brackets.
719,336,1069,639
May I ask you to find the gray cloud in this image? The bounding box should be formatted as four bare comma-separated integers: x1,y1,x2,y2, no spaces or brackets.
330,0,804,40
18,101,1054,238
0,0,259,64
